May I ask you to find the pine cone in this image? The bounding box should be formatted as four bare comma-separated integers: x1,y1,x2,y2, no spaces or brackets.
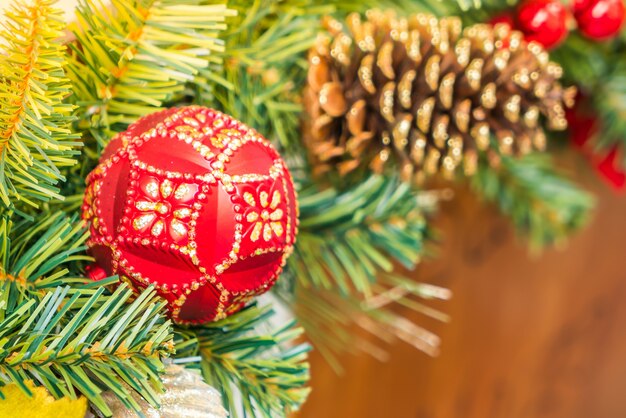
303,11,576,183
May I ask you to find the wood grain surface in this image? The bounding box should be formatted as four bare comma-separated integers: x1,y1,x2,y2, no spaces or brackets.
298,153,626,418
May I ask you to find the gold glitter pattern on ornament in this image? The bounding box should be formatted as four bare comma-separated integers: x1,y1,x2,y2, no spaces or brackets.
243,189,285,243
175,184,190,200
145,179,159,199
161,179,174,198
133,213,157,231
132,177,196,241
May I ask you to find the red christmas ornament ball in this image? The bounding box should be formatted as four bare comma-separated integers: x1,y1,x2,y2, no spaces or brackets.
516,0,570,49
82,106,298,324
573,0,625,40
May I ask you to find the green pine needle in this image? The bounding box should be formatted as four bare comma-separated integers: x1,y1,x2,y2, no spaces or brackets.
68,0,235,145
174,304,310,418
0,212,174,417
292,175,431,296
0,0,81,210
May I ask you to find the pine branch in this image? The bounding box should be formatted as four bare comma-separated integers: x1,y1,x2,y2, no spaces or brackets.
174,304,310,418
591,56,626,156
0,284,173,417
194,0,331,151
282,174,449,359
549,36,626,166
0,0,80,210
1,212,174,417
550,34,611,85
68,0,235,146
291,175,433,295
471,153,594,249
290,274,450,370
0,211,89,313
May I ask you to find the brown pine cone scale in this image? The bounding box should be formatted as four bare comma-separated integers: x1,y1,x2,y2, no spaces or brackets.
303,11,576,183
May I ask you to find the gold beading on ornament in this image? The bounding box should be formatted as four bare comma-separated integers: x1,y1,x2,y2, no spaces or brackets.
86,106,298,324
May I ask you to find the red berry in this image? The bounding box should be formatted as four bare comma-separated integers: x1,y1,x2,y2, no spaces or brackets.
564,91,599,148
516,0,570,49
489,12,516,28
596,146,626,190
489,12,516,48
573,0,625,40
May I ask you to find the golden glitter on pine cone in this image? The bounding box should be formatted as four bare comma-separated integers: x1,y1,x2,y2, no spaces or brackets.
303,10,577,183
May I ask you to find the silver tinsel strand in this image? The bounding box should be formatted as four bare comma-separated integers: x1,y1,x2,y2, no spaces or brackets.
96,365,228,418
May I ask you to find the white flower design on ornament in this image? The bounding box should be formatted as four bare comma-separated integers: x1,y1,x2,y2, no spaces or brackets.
132,176,197,242
243,187,285,243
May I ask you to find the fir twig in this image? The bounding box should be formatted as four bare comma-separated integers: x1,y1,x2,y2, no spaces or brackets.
194,0,332,151
0,212,174,417
284,175,450,360
0,0,80,210
593,57,626,155
291,175,431,295
0,284,173,417
174,304,310,418
68,0,235,145
292,276,450,371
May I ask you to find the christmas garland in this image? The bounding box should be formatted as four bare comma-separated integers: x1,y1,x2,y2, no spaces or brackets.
0,0,623,417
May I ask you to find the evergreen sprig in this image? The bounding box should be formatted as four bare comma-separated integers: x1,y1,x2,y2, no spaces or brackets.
195,0,332,151
285,175,449,360
174,304,310,418
0,211,88,312
0,212,174,417
592,55,626,155
471,154,594,249
0,284,173,417
292,277,449,371
292,175,431,295
0,0,80,211
68,0,235,146
548,34,626,166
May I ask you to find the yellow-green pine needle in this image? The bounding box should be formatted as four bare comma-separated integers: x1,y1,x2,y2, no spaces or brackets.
0,0,80,209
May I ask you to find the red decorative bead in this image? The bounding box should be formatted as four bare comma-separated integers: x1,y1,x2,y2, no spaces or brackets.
565,92,599,149
489,12,516,28
82,106,299,324
489,12,517,48
565,93,625,191
573,0,625,40
596,146,626,190
516,0,570,49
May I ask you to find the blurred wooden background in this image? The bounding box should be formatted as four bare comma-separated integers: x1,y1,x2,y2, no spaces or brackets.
298,153,626,418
